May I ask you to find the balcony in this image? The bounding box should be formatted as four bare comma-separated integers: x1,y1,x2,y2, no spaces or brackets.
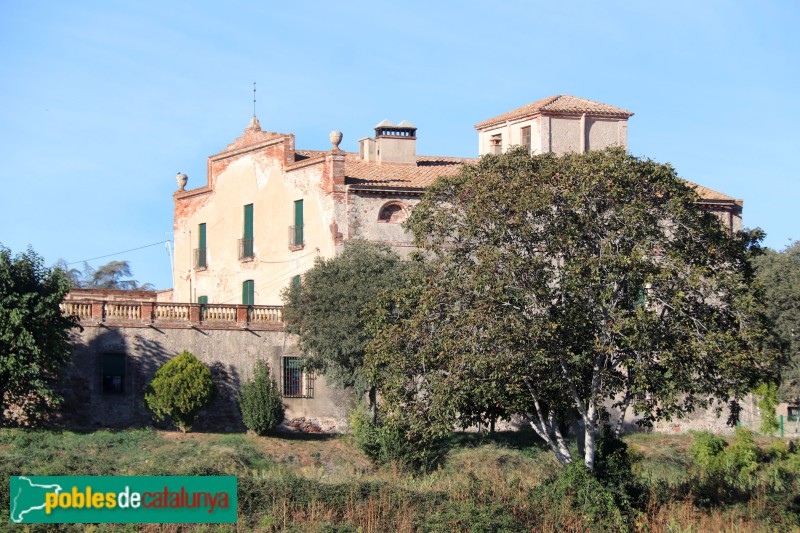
61,298,284,331
194,247,207,269
289,224,304,250
239,238,254,261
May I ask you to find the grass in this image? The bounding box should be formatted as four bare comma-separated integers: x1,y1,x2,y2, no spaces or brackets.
1,428,799,531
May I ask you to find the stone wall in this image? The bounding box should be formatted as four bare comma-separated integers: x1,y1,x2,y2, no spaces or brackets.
61,323,353,433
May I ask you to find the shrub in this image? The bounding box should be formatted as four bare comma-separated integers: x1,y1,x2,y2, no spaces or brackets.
349,404,447,471
238,361,285,435
144,351,217,432
534,461,627,531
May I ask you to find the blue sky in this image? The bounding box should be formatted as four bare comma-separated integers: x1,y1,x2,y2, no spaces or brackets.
1,1,797,290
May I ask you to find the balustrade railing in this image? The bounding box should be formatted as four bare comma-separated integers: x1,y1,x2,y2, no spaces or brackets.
60,301,93,320
106,303,142,321
62,299,284,328
154,304,189,322
201,304,237,322
249,306,283,323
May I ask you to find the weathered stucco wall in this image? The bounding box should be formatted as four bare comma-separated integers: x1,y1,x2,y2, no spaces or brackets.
173,132,338,306
346,192,419,252
61,324,353,432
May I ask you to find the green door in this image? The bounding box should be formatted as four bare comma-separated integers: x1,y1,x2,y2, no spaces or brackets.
242,280,254,305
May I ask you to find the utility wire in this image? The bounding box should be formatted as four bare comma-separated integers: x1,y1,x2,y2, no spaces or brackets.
67,240,171,266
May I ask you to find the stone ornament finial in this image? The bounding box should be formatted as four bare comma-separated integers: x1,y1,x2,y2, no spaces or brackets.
176,172,188,191
330,130,343,151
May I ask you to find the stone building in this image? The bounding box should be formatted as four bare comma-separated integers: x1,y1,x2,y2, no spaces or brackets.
62,95,746,432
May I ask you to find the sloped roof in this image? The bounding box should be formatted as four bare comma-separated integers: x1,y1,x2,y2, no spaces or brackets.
475,95,634,130
686,182,737,202
294,150,734,202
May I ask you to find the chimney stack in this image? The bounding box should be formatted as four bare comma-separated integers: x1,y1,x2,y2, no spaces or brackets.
359,120,417,164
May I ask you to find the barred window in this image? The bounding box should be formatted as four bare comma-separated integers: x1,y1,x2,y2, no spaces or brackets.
282,357,314,398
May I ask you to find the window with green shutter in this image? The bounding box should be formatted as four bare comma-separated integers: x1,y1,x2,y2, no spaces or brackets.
242,280,254,305
292,275,301,287
196,223,207,268
197,295,208,304
291,199,304,247
240,204,254,259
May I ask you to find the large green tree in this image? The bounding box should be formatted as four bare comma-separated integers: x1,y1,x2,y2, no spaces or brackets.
754,241,800,405
366,147,780,470
281,241,408,413
0,245,81,426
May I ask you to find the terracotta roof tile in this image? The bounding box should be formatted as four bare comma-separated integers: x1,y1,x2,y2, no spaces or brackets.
344,153,475,189
475,95,634,129
294,150,733,202
685,181,736,202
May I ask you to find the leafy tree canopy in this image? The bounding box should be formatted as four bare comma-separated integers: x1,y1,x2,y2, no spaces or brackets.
366,147,781,470
52,259,154,290
0,245,81,426
281,241,409,400
754,241,800,404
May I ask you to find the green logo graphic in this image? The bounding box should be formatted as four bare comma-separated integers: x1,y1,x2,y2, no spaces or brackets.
9,476,237,524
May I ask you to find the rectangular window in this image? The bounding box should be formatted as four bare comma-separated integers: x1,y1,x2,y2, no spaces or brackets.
282,356,314,398
789,407,799,422
197,295,208,304
521,126,531,152
291,275,301,287
102,353,125,394
490,134,502,155
242,280,254,305
195,223,207,268
290,200,304,248
240,204,254,259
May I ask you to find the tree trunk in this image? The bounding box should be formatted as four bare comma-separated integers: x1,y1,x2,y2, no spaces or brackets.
614,396,630,438
583,401,597,470
368,386,377,424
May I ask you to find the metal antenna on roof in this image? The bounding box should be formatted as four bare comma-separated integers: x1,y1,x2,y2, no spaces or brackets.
253,82,257,117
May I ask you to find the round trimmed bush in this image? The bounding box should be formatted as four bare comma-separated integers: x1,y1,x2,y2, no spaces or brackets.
144,351,217,432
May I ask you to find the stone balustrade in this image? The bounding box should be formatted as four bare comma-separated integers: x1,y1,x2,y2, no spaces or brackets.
60,299,285,330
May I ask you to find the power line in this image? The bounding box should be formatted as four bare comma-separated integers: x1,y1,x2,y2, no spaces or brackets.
67,240,170,266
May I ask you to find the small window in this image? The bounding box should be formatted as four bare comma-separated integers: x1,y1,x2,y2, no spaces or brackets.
291,275,301,287
521,126,531,152
282,357,314,398
378,203,406,223
490,134,502,155
102,353,125,394
789,407,799,422
197,295,208,304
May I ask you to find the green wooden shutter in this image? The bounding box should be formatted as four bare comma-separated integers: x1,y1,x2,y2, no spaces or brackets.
244,204,254,239
292,275,301,287
243,204,254,258
198,223,207,267
197,295,208,304
293,199,303,245
242,280,254,305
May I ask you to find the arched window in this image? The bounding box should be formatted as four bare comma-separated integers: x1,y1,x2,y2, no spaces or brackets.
378,202,407,223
